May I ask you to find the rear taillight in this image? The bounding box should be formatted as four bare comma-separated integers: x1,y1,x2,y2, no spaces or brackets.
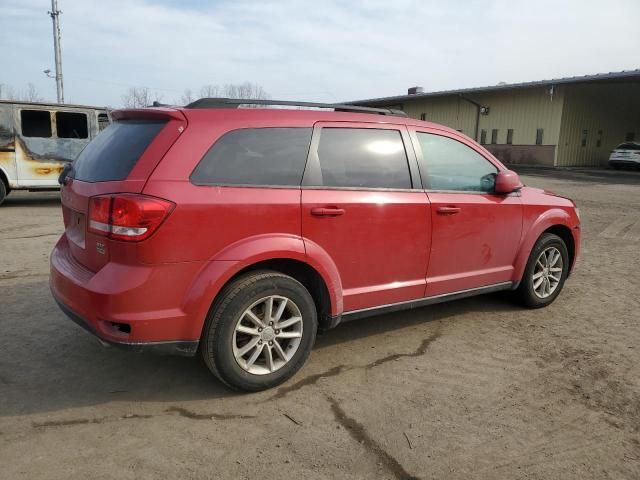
88,194,175,242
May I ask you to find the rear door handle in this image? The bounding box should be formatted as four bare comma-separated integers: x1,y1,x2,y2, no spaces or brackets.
311,207,345,217
437,206,461,215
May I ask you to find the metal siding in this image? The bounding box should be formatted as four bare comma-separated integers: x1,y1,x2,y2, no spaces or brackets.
557,83,640,167
397,87,564,147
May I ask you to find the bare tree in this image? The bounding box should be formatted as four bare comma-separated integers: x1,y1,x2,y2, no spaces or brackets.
23,83,43,102
121,87,163,108
181,88,194,105
223,82,269,100
200,84,222,98
0,84,21,101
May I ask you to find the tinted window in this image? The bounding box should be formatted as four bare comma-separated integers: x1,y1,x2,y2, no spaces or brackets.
191,128,312,186
617,143,640,150
56,111,88,138
314,128,411,189
21,110,51,138
73,120,166,182
416,133,498,192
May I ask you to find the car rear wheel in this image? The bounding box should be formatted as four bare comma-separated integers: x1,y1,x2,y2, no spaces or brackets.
516,233,569,308
0,181,7,206
201,270,317,391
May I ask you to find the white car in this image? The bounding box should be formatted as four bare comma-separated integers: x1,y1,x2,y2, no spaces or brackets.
609,142,640,169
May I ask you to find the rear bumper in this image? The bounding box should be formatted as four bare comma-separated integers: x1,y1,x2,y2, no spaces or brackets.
609,159,640,167
53,296,198,355
50,235,203,355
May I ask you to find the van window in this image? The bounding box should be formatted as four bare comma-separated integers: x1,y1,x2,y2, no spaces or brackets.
314,128,411,189
191,128,312,186
56,112,88,139
97,113,110,131
416,132,498,192
21,110,52,138
73,120,166,182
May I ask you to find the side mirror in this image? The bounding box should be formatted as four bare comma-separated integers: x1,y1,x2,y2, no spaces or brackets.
494,170,523,194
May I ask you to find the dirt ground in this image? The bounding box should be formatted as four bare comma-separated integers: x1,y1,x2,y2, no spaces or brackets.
1,168,639,480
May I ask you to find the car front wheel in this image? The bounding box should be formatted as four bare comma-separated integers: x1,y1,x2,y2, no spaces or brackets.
201,270,317,391
517,233,569,308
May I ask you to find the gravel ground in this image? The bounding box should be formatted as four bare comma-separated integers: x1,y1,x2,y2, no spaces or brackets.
1,169,639,479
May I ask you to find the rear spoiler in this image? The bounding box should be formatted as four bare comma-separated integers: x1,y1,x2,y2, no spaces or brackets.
111,108,186,122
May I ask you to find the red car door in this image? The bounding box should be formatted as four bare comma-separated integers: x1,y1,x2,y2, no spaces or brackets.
411,129,523,297
301,122,431,312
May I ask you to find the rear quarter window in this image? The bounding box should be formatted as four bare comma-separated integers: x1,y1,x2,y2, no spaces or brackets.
72,120,166,182
190,128,312,187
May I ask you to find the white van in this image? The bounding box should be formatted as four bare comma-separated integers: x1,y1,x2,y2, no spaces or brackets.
0,100,110,204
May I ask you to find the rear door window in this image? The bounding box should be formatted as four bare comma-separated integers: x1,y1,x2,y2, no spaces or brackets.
73,120,166,182
191,128,312,186
312,128,412,189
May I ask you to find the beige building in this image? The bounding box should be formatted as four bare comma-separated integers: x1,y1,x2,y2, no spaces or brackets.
351,70,640,167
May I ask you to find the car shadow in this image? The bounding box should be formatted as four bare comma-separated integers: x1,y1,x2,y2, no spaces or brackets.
3,192,61,207
0,279,524,418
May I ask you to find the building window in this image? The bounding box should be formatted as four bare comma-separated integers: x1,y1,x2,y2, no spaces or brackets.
480,129,487,144
506,129,514,145
56,112,88,139
626,132,635,142
535,129,544,145
20,110,52,138
596,130,602,148
491,129,498,144
420,113,426,121
581,130,588,147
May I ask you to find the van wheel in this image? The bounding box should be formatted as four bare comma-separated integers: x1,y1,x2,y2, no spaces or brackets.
516,233,569,308
201,271,317,391
0,181,7,206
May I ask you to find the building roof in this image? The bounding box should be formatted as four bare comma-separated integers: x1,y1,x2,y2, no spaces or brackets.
348,69,640,105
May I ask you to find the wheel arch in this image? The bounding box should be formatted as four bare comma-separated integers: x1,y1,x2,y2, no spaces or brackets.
513,209,577,282
184,236,343,340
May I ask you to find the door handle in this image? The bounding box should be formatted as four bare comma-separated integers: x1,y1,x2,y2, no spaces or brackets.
311,207,345,217
437,206,461,215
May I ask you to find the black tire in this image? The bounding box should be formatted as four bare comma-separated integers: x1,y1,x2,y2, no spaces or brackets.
0,180,7,206
201,270,317,391
516,233,569,308
610,164,621,170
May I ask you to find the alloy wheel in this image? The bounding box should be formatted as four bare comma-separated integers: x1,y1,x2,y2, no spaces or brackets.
532,246,563,299
232,295,303,375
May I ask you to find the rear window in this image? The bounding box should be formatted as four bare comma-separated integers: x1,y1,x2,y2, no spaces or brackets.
616,143,640,151
191,128,312,186
72,120,166,182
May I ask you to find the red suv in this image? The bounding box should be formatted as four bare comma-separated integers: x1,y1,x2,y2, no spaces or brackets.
50,99,581,391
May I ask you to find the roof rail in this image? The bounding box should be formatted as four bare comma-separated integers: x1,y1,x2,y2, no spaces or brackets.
185,98,407,117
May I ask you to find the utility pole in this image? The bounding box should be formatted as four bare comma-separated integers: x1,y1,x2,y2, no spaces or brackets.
48,0,64,103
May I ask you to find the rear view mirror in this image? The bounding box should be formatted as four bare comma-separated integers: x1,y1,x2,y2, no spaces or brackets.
494,170,523,194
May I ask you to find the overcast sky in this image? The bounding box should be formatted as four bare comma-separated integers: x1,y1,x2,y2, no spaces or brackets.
2,0,639,107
